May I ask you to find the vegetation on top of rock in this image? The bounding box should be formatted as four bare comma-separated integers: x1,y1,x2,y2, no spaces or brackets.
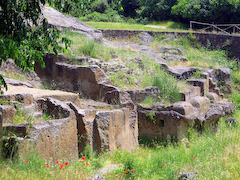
0,0,71,92
50,0,240,25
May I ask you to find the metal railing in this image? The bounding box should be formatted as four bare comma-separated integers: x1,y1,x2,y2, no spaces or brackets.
190,21,240,35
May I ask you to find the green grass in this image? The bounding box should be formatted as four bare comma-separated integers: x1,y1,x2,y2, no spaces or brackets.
62,31,112,60
12,109,36,125
152,34,239,70
148,21,188,29
84,21,189,32
1,110,240,179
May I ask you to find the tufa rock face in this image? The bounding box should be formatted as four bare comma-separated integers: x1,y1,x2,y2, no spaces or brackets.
35,53,117,101
126,86,160,104
42,6,102,42
138,100,234,142
4,98,79,162
0,105,16,124
139,32,153,45
92,108,138,153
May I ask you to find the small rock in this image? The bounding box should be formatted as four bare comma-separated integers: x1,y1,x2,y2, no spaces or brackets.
177,172,196,180
90,174,105,180
150,102,165,110
163,54,187,62
225,117,237,124
139,32,153,45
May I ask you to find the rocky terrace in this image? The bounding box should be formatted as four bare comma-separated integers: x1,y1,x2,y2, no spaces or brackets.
0,6,235,163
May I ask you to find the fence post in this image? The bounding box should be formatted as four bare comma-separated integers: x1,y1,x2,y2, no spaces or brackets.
190,21,192,31
0,107,2,156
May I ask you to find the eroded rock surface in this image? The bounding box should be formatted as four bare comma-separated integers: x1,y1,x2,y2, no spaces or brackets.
35,53,117,101
42,6,102,42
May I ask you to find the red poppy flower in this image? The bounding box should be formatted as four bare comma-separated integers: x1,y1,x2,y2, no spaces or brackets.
56,161,59,164
117,175,121,178
109,174,112,176
162,163,166,166
65,162,69,166
124,170,128,173
60,164,64,169
211,156,214,158
46,165,49,168
193,158,196,160
81,157,86,161
79,160,82,163
25,161,28,163
131,169,136,172
211,129,214,132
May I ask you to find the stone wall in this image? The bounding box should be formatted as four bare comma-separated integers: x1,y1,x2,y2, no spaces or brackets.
102,30,240,60
3,98,78,162
92,108,138,153
35,53,118,101
2,96,139,160
0,108,2,143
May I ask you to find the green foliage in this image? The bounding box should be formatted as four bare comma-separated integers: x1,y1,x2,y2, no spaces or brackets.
0,0,71,91
141,60,181,103
63,31,112,60
137,0,177,21
146,111,156,124
91,0,109,13
13,109,36,125
121,0,139,18
80,9,124,22
85,21,188,31
1,111,240,179
51,0,93,16
141,97,155,106
172,0,240,23
42,113,52,121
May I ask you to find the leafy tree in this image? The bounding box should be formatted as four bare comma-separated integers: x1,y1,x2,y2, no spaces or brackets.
52,0,93,17
121,0,139,17
137,0,177,21
172,0,240,23
0,0,70,92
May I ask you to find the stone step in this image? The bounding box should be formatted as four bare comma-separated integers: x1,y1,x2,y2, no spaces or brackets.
187,78,209,96
206,92,219,103
33,112,43,119
180,86,201,102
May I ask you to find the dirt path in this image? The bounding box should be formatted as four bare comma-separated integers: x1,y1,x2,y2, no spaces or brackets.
4,84,81,106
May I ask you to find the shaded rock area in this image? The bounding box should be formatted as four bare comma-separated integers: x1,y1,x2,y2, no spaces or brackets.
3,98,78,161
42,6,102,42
1,87,138,160
126,86,160,104
0,59,41,88
162,65,232,95
35,53,117,101
0,12,236,165
138,98,234,141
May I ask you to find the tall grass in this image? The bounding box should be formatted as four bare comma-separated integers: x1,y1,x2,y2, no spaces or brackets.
62,31,112,60
85,21,189,32
2,112,240,179
152,34,239,70
141,59,181,103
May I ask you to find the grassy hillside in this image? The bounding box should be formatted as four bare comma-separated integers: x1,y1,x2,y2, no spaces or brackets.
84,21,188,32
1,115,240,179
1,25,240,179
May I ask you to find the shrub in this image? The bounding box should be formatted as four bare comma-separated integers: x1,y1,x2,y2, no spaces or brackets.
91,0,109,13
80,9,124,22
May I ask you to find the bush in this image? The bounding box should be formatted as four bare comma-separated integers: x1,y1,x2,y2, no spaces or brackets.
80,9,124,22
91,0,109,13
141,60,181,103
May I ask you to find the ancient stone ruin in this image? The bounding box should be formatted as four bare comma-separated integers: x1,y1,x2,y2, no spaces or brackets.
0,7,235,162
